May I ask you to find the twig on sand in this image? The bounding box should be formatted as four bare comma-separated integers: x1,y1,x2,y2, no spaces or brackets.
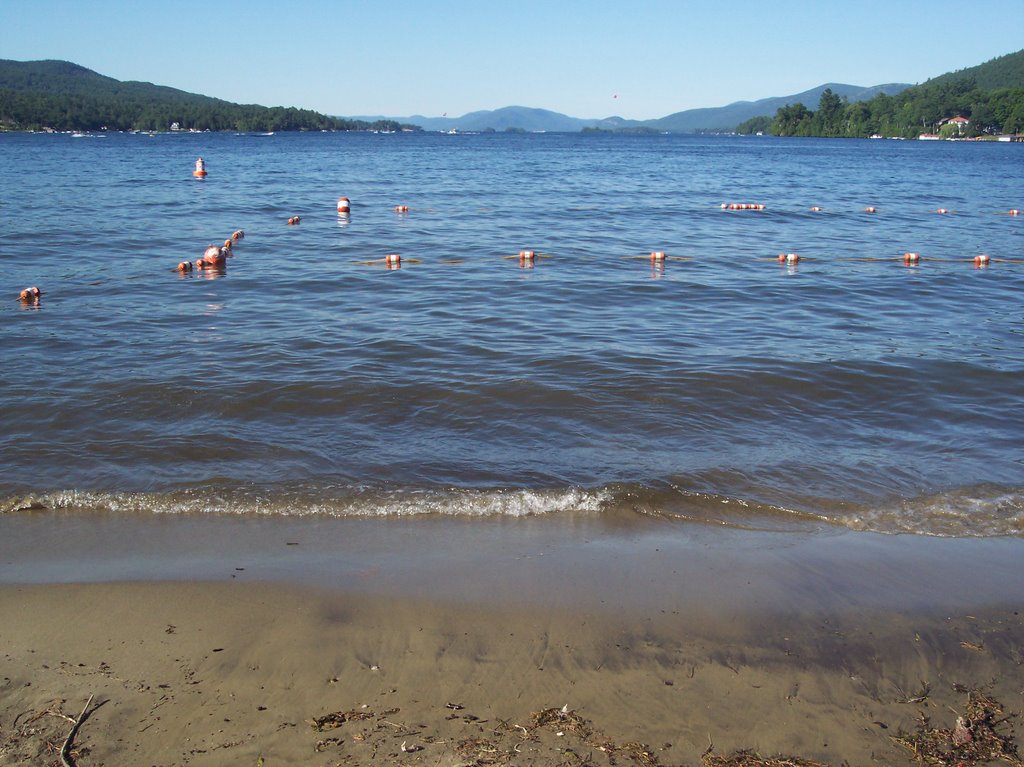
60,693,94,767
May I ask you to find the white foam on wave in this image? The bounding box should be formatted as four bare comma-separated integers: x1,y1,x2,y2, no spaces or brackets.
842,486,1024,537
2,486,613,519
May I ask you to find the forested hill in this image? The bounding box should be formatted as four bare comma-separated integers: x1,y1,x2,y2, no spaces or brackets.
742,49,1024,138
923,49,1024,91
0,59,417,132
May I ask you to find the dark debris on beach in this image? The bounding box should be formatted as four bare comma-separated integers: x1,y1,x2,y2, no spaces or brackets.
892,689,1024,767
306,702,844,767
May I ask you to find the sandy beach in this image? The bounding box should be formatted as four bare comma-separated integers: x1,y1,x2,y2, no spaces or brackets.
2,512,1024,766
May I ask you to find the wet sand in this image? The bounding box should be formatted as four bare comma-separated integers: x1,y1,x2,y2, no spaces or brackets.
2,511,1024,766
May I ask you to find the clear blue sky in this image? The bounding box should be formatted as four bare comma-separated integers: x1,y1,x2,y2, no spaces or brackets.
2,0,1021,120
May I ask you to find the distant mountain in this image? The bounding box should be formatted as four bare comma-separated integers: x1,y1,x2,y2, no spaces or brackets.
351,83,909,134
647,83,910,133
350,106,636,133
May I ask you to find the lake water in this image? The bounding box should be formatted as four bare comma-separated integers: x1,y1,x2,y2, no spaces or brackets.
1,131,1022,536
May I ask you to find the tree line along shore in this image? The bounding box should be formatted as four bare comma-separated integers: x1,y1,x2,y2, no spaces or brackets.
737,50,1024,139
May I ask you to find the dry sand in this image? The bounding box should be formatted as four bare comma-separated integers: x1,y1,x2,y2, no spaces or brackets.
2,512,1024,766
2,581,1023,767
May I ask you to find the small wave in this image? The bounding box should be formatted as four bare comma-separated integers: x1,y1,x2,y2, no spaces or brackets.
4,483,1022,538
1,485,612,519
843,485,1024,538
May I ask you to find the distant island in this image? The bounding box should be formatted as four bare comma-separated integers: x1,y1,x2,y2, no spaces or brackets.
740,49,1024,139
0,60,419,133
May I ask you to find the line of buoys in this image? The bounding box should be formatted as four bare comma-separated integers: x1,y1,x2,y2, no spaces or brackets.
354,253,425,268
337,197,351,214
174,229,243,274
18,286,41,305
287,216,301,225
721,203,766,211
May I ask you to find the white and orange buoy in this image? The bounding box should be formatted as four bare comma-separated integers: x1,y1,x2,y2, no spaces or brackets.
222,239,233,251
778,252,800,264
198,245,227,269
974,254,991,267
650,250,667,263
18,286,41,303
337,197,351,214
903,252,921,264
193,157,207,178
287,216,301,225
394,205,410,213
177,261,193,272
935,208,951,215
519,250,536,264
384,253,401,268
809,206,823,212
864,206,877,214
231,229,244,241
1008,209,1021,217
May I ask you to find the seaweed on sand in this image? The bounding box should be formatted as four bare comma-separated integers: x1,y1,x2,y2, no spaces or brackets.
699,751,829,767
892,689,1023,767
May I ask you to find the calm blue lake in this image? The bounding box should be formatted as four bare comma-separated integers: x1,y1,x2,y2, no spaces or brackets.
1,131,1022,536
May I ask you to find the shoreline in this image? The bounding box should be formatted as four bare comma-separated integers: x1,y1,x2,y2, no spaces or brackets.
3,511,1024,765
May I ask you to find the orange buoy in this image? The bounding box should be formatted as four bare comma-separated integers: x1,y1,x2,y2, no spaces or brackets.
231,229,245,241
974,254,991,266
864,207,877,213
200,245,227,267
519,250,536,264
650,251,667,263
222,239,233,250
384,253,401,267
394,205,410,213
903,252,921,264
176,261,193,272
809,206,823,212
1009,209,1021,216
193,157,207,178
778,252,799,264
337,197,351,214
18,286,41,303
935,208,950,215
287,216,301,225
